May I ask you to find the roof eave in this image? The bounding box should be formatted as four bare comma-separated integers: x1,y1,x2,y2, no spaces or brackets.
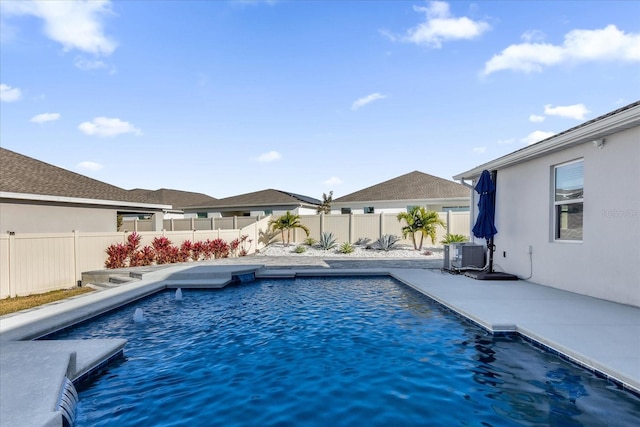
0,192,171,211
453,102,640,181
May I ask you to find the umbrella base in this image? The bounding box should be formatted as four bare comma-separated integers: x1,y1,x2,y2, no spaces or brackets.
465,271,519,281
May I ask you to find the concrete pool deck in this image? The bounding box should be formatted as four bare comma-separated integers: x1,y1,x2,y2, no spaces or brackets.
1,260,639,426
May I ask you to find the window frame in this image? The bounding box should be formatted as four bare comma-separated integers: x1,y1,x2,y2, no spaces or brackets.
363,207,375,214
553,159,584,242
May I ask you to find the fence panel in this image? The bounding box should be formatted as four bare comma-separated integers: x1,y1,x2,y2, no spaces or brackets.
0,236,10,298
382,214,409,243
194,218,215,230
78,232,126,274
351,214,381,243
323,215,350,244
448,211,471,238
296,216,321,243
216,217,235,230
12,233,76,297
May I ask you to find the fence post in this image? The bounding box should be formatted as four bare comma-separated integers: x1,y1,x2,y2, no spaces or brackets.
379,213,385,238
349,213,354,243
73,230,80,286
320,213,325,236
447,210,452,234
8,232,16,298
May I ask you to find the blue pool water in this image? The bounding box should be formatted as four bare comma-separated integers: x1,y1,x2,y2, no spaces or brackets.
51,277,640,426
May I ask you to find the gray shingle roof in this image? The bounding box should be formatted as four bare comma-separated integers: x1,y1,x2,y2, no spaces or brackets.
0,147,161,205
191,189,321,209
334,171,470,203
128,188,218,209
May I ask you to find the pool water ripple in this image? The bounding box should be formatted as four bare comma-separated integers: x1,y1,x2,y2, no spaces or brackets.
50,277,640,426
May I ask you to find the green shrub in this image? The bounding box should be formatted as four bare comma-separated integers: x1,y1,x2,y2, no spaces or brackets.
339,242,355,254
304,237,318,246
318,232,337,250
293,245,307,253
440,233,468,244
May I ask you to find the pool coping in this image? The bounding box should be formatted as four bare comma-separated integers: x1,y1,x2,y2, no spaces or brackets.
1,264,639,426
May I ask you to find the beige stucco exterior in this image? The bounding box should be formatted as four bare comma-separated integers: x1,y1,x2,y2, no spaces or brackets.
1,202,117,233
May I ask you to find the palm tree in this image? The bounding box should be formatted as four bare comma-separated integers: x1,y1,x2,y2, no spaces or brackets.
269,211,310,247
396,207,446,250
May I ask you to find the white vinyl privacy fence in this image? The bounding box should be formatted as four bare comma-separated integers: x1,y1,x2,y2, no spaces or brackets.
1,212,469,298
0,217,271,299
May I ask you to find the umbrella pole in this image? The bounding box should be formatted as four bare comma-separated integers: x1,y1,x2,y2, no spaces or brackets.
487,238,494,273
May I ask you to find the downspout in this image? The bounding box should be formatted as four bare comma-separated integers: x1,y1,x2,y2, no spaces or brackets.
458,177,476,243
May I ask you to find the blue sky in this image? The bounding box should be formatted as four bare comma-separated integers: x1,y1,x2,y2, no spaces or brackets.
1,1,639,199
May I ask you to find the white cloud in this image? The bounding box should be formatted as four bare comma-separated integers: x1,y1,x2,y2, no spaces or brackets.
496,138,515,145
544,103,590,120
0,83,22,102
472,146,486,154
529,114,545,123
74,57,116,74
1,0,116,56
256,151,282,163
30,112,61,123
521,30,546,43
390,1,490,48
522,130,556,145
324,176,342,186
78,117,142,137
483,25,640,75
77,161,103,171
351,93,386,110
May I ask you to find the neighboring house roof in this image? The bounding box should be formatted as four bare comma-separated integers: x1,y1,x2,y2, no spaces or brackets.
129,188,218,210
186,189,321,210
0,147,169,209
454,100,640,181
333,171,470,203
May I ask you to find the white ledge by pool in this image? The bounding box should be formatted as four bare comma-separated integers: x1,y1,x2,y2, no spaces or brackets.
1,264,639,426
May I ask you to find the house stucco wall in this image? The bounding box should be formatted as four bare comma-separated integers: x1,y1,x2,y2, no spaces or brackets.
484,126,639,307
0,202,116,233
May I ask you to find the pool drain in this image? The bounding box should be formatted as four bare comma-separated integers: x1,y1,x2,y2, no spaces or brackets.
58,377,79,427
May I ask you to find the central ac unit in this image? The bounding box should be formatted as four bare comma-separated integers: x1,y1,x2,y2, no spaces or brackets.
443,243,485,270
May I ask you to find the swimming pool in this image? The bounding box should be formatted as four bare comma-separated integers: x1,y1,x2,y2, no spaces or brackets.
51,277,640,426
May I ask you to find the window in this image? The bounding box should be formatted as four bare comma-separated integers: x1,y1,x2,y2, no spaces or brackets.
554,160,583,241
264,209,273,216
364,207,375,214
197,212,207,219
341,208,352,214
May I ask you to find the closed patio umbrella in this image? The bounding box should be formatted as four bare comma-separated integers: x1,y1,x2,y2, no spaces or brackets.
467,170,517,280
472,170,497,241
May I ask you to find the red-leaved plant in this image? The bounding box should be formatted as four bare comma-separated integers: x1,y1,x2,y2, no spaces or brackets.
152,237,179,264
129,246,155,267
230,234,252,257
208,238,230,259
105,243,129,269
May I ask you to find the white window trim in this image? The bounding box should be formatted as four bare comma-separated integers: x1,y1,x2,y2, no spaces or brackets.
553,158,584,242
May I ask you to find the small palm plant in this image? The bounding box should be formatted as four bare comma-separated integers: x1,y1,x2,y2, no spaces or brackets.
440,233,468,245
397,207,446,250
269,211,310,247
